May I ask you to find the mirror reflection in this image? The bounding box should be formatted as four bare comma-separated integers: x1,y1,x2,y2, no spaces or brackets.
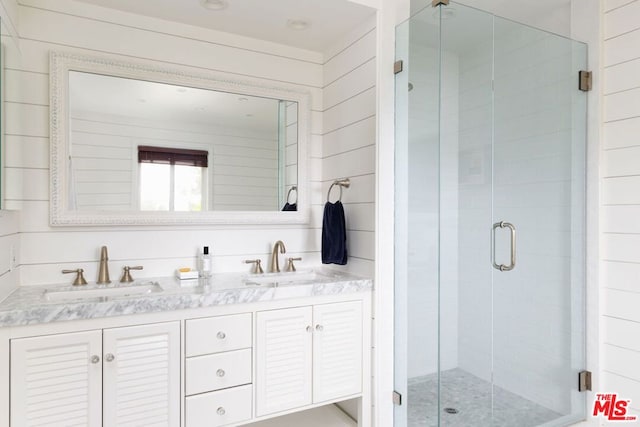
68,71,298,212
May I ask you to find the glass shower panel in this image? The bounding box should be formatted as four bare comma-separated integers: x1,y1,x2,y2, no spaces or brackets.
439,4,494,426
394,2,587,426
491,17,587,426
394,5,442,426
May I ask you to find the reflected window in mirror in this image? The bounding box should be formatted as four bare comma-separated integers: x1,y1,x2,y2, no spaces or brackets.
138,146,207,211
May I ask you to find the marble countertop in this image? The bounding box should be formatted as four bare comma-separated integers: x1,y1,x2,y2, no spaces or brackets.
0,268,372,327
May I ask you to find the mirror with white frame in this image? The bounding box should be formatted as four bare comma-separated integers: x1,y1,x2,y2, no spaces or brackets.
50,52,309,225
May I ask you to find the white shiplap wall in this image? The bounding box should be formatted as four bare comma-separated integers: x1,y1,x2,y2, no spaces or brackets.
602,0,640,418
4,0,327,285
321,17,377,278
0,0,20,300
0,211,18,302
69,113,279,211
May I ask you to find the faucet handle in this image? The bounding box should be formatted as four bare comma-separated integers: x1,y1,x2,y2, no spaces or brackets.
286,257,302,272
244,259,264,274
120,266,143,283
62,269,88,286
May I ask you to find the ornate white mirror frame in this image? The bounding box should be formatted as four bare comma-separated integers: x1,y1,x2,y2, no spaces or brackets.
49,51,310,226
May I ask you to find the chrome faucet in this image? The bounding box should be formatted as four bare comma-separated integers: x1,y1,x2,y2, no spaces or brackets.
97,246,111,284
269,240,286,273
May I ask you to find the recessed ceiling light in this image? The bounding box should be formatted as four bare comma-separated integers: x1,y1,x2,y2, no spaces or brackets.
200,0,228,11
286,19,310,31
238,97,249,102
246,114,254,117
137,98,147,103
177,87,187,93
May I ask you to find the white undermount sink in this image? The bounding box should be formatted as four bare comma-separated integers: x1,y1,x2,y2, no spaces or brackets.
43,282,163,302
244,270,326,286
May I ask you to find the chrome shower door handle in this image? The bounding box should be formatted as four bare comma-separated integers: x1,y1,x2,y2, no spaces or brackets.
492,221,516,272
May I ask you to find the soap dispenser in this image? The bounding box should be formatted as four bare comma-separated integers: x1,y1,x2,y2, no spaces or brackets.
199,246,211,277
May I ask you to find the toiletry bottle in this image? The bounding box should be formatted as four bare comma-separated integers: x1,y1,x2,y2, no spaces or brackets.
200,246,211,277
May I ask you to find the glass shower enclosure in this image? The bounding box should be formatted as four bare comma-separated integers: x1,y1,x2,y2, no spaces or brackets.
394,2,587,426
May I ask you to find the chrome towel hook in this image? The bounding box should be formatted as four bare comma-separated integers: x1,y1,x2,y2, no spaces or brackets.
327,178,351,203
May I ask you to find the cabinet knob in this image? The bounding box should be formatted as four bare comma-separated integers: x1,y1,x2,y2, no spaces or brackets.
315,324,324,332
306,326,312,333
105,353,115,362
216,369,225,377
217,407,226,416
91,355,100,364
217,331,226,340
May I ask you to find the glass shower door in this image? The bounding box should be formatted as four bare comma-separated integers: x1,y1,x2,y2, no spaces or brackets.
394,6,442,426
394,2,587,426
439,5,495,426
490,16,587,426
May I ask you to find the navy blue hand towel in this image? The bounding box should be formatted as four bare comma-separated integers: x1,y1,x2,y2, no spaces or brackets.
281,202,297,211
322,201,347,265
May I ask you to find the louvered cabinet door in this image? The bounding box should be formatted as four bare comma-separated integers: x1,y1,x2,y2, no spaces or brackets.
312,301,363,403
256,307,312,417
102,322,180,427
10,330,103,427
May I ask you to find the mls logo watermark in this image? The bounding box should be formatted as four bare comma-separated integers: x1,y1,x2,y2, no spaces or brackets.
592,393,638,422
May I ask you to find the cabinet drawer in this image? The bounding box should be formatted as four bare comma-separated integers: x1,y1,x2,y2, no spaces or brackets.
186,348,252,395
185,384,252,427
186,313,252,356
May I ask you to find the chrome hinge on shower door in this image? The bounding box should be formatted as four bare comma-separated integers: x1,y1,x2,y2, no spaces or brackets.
394,60,404,75
579,370,592,392
579,71,592,92
393,390,403,405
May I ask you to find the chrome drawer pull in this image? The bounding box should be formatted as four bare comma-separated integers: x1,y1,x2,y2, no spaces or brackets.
217,407,226,416
217,369,225,377
217,331,226,339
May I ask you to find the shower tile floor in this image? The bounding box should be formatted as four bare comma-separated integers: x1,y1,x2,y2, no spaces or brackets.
408,369,562,427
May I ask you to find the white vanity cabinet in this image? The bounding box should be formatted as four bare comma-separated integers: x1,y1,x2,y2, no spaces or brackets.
184,313,253,427
256,301,363,418
9,322,180,427
1,281,372,427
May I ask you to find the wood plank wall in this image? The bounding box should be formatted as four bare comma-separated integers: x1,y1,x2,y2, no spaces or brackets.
602,0,640,416
1,0,377,285
3,0,325,285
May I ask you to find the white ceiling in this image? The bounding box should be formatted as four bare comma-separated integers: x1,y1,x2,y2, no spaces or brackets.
72,0,376,52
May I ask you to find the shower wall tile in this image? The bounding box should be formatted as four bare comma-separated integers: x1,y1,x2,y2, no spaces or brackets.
403,43,461,378
602,0,640,405
456,21,579,415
